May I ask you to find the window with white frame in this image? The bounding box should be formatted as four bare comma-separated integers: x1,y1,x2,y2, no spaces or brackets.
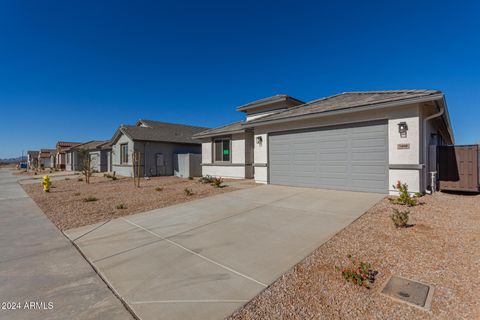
214,138,231,162
120,143,128,164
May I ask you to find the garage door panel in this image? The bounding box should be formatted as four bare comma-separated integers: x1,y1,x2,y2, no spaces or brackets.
351,138,387,148
269,121,388,193
352,151,387,161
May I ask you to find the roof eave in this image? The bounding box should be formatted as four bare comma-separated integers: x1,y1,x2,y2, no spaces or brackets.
242,93,446,128
437,95,455,144
193,129,246,139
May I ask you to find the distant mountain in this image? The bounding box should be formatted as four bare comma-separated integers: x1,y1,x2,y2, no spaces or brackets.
0,156,27,163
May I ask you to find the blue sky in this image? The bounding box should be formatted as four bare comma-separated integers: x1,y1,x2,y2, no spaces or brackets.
0,0,479,158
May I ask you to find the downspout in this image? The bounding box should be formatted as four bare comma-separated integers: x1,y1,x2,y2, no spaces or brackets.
422,100,444,193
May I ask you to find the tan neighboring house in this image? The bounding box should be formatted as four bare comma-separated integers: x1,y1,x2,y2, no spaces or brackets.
55,141,81,170
193,90,454,195
27,150,39,169
38,149,56,169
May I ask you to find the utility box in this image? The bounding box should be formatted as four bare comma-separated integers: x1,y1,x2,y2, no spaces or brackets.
437,145,479,192
173,153,201,178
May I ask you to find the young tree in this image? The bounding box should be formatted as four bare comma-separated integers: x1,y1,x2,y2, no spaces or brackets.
78,148,91,184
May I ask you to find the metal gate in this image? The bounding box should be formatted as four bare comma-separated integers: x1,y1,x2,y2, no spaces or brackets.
438,145,479,192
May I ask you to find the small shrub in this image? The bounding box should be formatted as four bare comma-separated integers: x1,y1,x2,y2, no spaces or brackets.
188,176,194,180
83,196,98,202
74,192,81,196
211,177,224,188
104,173,112,178
184,188,193,196
335,255,377,289
155,187,163,192
391,181,417,207
116,203,127,209
199,175,214,184
77,177,83,182
111,176,118,181
414,192,423,198
391,209,410,228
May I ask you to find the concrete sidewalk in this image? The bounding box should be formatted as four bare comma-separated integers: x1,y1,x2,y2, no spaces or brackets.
66,184,384,320
0,168,132,320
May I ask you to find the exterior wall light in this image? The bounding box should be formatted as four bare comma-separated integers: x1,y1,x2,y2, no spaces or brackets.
256,136,263,145
398,122,408,138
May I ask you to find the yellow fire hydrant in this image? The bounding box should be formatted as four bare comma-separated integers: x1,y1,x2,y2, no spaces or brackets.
42,175,51,192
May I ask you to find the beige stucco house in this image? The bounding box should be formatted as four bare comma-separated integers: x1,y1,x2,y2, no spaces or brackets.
55,141,81,170
193,90,454,194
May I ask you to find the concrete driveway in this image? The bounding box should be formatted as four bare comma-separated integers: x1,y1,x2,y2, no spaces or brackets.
65,185,384,320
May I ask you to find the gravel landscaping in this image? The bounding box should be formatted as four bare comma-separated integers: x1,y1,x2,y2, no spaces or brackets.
22,175,254,230
229,192,480,320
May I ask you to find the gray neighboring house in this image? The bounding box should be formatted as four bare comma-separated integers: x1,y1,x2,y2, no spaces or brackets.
65,140,109,172
88,141,112,173
110,119,209,177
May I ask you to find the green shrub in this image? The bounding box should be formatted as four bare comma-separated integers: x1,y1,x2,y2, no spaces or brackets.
199,175,214,184
188,176,194,180
83,196,98,202
155,187,163,192
390,209,410,228
184,188,193,196
111,176,118,181
391,181,418,206
211,177,224,188
116,203,127,209
414,192,423,198
335,255,378,289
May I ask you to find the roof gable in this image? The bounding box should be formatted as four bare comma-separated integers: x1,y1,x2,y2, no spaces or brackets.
246,90,442,125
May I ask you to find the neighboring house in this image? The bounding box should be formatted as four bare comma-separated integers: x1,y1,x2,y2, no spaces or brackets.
193,90,454,195
88,141,112,173
38,149,56,169
55,141,81,170
110,119,208,177
27,150,39,169
65,140,108,172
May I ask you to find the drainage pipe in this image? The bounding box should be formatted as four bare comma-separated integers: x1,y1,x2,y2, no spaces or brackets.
423,100,444,193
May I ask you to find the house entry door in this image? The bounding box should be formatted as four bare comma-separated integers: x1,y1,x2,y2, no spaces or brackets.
156,153,166,176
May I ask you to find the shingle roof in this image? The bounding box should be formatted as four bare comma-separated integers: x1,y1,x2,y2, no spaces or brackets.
118,120,209,144
39,149,56,158
70,140,108,151
236,94,304,112
56,141,81,148
193,121,245,138
246,90,442,125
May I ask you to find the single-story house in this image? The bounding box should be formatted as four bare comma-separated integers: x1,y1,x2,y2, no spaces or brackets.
110,119,208,177
55,141,81,170
193,90,454,195
27,150,39,169
38,149,56,169
88,141,112,173
65,140,108,172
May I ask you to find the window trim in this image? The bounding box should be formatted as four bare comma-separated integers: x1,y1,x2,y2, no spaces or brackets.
213,137,232,163
120,143,128,164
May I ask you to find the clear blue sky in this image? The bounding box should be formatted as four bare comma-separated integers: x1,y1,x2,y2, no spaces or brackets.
1,0,479,158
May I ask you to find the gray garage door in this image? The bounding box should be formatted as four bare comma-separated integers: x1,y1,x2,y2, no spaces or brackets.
269,121,388,193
